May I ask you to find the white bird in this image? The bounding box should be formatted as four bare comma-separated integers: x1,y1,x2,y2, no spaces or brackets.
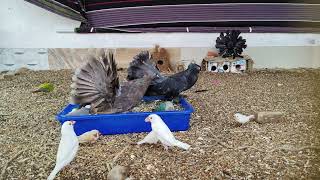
234,113,255,124
78,129,101,144
47,121,79,180
137,114,190,150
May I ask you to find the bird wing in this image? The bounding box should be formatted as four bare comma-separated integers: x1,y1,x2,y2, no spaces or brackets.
238,114,248,120
112,76,153,112
147,68,193,97
152,119,177,147
71,49,120,113
137,131,158,144
56,133,79,165
147,77,182,97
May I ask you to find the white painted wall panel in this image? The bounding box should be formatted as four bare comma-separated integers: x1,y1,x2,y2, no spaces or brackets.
246,46,320,69
0,48,49,71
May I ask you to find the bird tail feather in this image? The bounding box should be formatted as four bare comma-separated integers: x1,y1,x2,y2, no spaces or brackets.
47,167,59,180
71,49,119,113
248,115,255,120
175,140,190,150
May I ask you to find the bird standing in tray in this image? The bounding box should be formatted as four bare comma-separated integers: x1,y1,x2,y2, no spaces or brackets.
127,52,201,98
71,50,157,114
138,114,190,150
47,121,79,180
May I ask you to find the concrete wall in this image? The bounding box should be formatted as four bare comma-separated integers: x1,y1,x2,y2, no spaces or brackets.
180,46,320,69
0,0,319,71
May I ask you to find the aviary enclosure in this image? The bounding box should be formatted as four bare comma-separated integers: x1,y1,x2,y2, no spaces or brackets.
0,0,320,179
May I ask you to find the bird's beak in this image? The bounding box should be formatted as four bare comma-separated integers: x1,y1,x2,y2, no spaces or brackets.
145,117,150,122
94,132,101,138
70,121,76,125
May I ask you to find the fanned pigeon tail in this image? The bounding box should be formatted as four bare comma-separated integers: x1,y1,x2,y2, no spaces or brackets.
175,140,190,150
71,49,119,113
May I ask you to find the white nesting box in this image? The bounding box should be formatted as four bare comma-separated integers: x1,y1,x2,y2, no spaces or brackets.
207,61,230,73
207,61,218,72
202,55,253,73
231,59,246,73
218,61,230,73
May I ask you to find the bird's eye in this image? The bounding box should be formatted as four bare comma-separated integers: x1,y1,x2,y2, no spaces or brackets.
150,117,153,119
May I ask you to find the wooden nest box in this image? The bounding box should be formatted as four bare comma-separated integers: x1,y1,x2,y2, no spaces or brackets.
202,55,253,73
151,45,172,73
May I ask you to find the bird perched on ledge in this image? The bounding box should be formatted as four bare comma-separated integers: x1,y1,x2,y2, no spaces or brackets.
127,51,201,98
70,50,157,114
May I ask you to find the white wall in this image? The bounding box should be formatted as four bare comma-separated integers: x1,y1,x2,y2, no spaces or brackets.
0,0,319,69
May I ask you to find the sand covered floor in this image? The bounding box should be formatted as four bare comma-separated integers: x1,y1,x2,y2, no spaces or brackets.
0,69,320,179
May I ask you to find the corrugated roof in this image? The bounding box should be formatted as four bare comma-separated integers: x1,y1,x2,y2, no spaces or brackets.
24,0,320,33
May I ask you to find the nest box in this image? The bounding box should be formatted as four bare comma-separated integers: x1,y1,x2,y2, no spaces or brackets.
231,59,247,73
151,45,172,72
175,62,185,72
202,55,253,73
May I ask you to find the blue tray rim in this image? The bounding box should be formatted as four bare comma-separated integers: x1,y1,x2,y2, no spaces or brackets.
56,96,194,122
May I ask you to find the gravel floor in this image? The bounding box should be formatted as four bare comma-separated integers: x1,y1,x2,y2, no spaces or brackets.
0,69,320,179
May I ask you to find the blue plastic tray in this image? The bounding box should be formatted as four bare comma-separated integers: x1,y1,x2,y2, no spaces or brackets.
56,96,194,135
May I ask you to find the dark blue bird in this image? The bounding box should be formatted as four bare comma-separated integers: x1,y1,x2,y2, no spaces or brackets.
127,51,201,98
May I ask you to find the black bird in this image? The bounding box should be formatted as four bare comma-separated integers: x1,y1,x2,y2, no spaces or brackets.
127,52,201,98
71,50,156,114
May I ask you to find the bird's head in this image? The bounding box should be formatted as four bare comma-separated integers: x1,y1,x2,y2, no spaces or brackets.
234,113,242,119
187,63,201,73
233,113,243,119
64,120,76,126
145,114,161,123
91,129,101,139
61,121,76,133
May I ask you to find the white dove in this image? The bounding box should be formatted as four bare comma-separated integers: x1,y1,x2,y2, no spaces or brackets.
234,113,255,124
137,114,190,150
47,121,79,180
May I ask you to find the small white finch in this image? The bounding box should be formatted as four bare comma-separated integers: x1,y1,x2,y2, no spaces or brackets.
138,114,190,150
234,113,255,124
78,129,101,144
47,121,79,180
